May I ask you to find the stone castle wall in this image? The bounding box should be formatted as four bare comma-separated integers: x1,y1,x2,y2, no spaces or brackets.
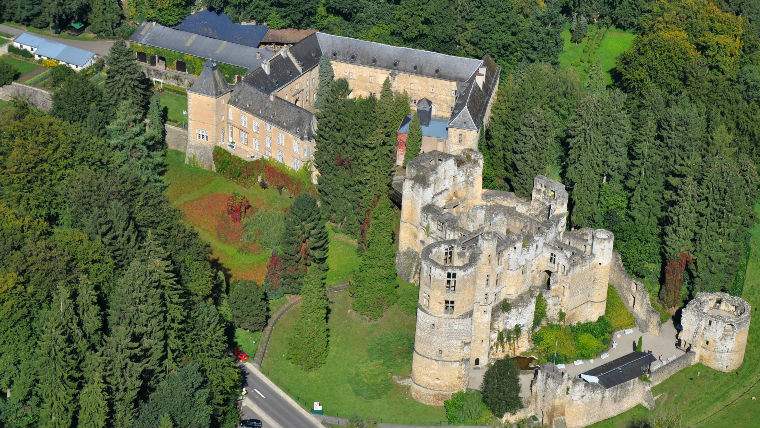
0,82,53,111
650,351,697,386
609,252,661,334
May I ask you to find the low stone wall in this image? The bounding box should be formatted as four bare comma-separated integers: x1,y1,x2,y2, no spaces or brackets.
165,124,187,152
141,64,197,88
609,252,661,335
0,82,52,110
650,351,696,386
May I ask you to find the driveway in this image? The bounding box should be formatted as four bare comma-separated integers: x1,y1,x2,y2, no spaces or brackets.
0,24,115,56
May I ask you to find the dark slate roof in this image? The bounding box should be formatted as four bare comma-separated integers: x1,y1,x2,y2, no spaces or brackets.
417,98,432,126
581,351,656,389
448,55,499,131
130,22,273,70
230,82,315,140
243,51,303,94
315,32,482,82
189,61,232,97
175,10,268,48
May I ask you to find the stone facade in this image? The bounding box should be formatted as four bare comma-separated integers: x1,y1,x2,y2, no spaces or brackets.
678,292,751,372
399,150,614,405
0,82,53,111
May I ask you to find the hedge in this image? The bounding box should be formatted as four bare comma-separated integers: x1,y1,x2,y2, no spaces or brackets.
212,146,314,197
8,45,34,59
130,43,247,82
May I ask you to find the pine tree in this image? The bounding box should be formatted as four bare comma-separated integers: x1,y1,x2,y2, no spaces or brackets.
229,280,268,331
89,0,123,37
104,40,151,115
144,94,168,183
108,98,149,168
75,277,103,357
314,55,334,111
77,356,108,428
37,286,80,428
287,267,329,370
280,194,329,294
404,112,423,166
351,197,398,319
510,106,556,197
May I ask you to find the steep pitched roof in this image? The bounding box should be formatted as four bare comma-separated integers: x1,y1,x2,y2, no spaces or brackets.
130,22,273,70
14,32,95,67
175,10,268,48
315,32,482,82
230,82,315,140
189,62,232,97
448,56,499,131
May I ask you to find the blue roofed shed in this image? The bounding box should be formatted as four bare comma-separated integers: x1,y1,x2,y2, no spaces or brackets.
13,32,96,70
175,10,268,48
398,114,449,140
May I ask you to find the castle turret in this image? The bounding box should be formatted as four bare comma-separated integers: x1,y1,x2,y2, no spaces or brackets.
679,292,751,371
186,61,233,169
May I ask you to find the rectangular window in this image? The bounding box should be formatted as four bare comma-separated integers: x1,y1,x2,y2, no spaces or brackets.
266,123,272,132
293,141,300,153
240,131,248,145
446,272,456,293
277,133,285,146
304,146,310,158
444,300,454,314
253,138,259,152
252,121,259,132
550,252,556,264
196,129,208,141
241,115,248,128
265,136,272,149
277,150,284,163
228,110,233,121
293,159,301,170
444,246,453,265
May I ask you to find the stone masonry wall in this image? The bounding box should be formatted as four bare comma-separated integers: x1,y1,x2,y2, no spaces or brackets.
609,252,661,334
650,351,697,386
141,64,198,88
166,124,188,152
0,82,53,111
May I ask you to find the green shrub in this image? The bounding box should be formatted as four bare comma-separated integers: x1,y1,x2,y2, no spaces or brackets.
8,45,34,58
532,316,614,363
0,62,18,85
367,331,413,372
532,294,547,329
49,64,75,87
444,390,493,425
481,359,522,417
348,361,391,399
243,209,285,251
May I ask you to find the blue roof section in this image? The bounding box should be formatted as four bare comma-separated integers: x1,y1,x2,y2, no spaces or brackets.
398,114,449,140
14,32,95,67
175,10,267,48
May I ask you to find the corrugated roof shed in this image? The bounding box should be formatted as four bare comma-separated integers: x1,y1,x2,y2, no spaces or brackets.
14,32,95,67
175,10,268,48
130,22,273,70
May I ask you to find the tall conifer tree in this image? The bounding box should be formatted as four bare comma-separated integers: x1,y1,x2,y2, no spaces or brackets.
104,40,151,115
287,267,329,370
280,194,329,294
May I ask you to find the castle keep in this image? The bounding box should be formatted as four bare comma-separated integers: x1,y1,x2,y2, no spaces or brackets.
182,31,499,170
397,150,614,405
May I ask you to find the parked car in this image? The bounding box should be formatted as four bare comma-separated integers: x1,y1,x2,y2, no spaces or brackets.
233,347,249,362
239,419,262,428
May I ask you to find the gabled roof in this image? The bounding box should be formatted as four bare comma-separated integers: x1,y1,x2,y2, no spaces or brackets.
448,56,499,131
189,61,232,97
130,22,273,70
230,82,315,141
315,32,482,82
14,32,95,67
581,351,656,388
175,10,268,48
262,28,317,45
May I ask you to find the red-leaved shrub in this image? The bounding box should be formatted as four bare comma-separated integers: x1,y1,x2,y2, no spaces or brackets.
226,193,251,223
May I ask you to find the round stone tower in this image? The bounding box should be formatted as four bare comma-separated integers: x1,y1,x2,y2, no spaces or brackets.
678,292,751,372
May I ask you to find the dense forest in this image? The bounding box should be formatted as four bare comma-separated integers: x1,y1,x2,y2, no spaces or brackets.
0,42,241,427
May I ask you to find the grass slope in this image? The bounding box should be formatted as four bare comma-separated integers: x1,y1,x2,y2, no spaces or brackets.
326,225,360,286
261,291,445,424
559,25,635,86
593,202,760,427
158,89,188,127
0,55,41,77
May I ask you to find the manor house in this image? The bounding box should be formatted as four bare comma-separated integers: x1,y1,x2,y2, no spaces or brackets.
182,32,499,169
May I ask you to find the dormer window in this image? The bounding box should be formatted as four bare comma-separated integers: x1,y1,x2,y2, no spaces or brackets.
413,65,418,71
372,57,377,64
332,51,337,57
350,54,356,61
393,60,399,67
435,68,440,74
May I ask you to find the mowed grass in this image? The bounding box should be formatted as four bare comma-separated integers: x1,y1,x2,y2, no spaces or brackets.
593,202,760,427
0,54,42,76
158,89,188,126
326,225,360,286
235,328,262,357
165,149,291,280
261,291,446,424
559,25,635,86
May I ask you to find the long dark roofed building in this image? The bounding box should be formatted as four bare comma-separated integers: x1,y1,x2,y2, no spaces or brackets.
580,352,657,388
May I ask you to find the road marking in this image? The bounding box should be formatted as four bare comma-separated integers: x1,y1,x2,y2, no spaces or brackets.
254,388,265,398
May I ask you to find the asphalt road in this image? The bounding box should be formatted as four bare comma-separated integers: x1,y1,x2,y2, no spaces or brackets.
241,363,322,428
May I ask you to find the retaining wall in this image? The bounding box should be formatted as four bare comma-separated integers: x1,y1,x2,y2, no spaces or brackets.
166,124,187,152
650,351,697,386
0,82,52,110
609,252,661,335
141,64,197,88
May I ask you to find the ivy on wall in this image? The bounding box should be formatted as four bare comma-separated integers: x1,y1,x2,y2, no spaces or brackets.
130,43,247,82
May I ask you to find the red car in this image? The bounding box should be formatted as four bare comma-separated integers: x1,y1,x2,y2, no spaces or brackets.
233,348,249,362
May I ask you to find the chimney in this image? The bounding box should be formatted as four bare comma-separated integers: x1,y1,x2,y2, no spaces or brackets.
256,51,262,60
475,65,486,89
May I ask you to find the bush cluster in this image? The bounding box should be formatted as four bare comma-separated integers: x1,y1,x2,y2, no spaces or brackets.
0,62,18,86
212,146,313,197
8,45,34,58
444,390,493,425
532,316,614,363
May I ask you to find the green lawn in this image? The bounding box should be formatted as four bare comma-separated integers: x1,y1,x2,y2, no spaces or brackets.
326,225,360,286
158,89,188,127
24,69,53,89
559,25,635,87
235,328,262,357
593,202,760,427
261,290,446,424
0,55,42,77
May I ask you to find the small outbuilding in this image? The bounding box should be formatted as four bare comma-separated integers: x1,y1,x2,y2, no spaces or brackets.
13,32,96,70
580,351,656,388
